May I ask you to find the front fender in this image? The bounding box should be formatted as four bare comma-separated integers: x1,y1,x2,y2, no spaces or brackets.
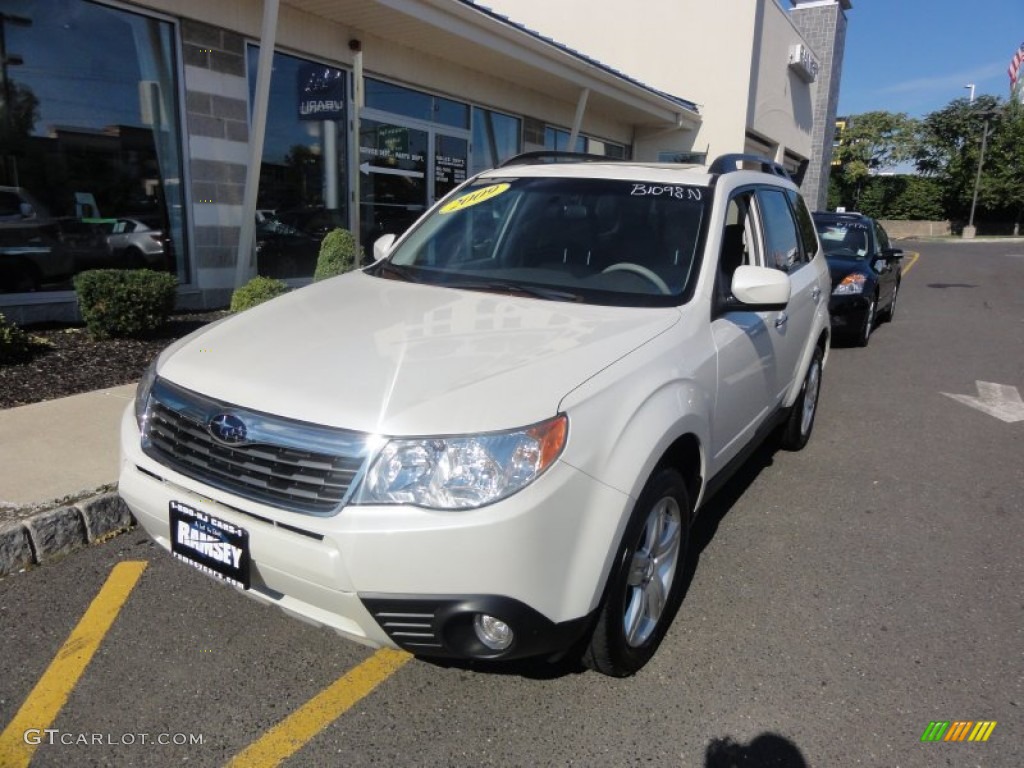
558,330,715,504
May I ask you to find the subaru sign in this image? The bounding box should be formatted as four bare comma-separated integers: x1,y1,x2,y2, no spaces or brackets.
298,63,345,121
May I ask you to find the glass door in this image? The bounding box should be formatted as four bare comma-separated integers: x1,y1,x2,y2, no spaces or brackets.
359,119,428,250
433,134,468,200
358,117,470,250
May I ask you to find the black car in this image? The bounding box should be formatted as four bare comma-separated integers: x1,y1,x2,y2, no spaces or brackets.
812,211,902,346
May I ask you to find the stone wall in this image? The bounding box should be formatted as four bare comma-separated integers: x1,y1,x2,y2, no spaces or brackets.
181,19,251,307
790,2,847,213
879,220,952,239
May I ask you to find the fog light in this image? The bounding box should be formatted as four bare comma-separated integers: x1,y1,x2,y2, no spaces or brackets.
473,613,513,651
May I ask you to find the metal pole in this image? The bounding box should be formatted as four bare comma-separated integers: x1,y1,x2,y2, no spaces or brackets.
966,116,991,232
1,13,33,186
964,83,975,104
234,0,279,289
350,41,363,251
567,88,590,151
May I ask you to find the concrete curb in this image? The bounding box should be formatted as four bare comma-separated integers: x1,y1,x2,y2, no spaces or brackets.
0,490,135,577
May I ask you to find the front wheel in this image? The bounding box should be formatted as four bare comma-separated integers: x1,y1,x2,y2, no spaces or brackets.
780,345,824,451
856,297,876,347
583,468,691,677
881,282,899,322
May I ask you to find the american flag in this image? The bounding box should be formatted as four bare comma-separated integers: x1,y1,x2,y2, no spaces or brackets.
1010,42,1024,85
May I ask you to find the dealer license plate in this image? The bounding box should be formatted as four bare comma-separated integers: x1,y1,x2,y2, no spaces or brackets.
169,500,250,589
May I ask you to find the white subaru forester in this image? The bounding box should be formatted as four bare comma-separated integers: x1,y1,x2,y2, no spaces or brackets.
120,153,831,676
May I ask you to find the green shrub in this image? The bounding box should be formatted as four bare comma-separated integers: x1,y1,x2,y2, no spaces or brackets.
230,276,290,312
314,228,360,281
0,313,37,364
73,269,177,340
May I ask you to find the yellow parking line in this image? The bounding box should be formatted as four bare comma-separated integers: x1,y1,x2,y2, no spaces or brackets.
0,561,148,768
901,250,920,275
226,648,411,768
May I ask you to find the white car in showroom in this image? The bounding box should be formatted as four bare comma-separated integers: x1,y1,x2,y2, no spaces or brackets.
120,152,831,676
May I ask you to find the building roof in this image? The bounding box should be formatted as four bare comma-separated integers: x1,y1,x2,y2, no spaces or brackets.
459,1,699,114
281,0,700,129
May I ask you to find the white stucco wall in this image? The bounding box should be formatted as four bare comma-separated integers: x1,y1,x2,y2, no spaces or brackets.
751,0,816,161
478,0,816,162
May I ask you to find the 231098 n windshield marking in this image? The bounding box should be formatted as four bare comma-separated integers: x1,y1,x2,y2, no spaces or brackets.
630,184,702,200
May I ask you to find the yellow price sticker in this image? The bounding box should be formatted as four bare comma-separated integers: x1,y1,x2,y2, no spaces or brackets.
439,183,510,214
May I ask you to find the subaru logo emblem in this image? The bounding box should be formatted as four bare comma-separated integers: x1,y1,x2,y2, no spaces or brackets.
208,413,247,445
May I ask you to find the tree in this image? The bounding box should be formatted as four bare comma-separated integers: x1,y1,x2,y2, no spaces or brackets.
0,82,40,186
854,175,943,221
830,111,919,210
830,97,1024,229
977,99,1024,233
914,94,1024,230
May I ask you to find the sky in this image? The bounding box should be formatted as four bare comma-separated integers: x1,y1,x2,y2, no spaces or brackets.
837,0,1024,118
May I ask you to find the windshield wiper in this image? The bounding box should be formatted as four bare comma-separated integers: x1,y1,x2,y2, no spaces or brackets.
373,261,422,282
444,280,582,302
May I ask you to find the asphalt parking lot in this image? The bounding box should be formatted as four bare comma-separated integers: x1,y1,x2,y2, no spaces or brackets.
1,238,1021,767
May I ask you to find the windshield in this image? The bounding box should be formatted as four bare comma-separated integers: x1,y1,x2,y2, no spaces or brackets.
372,176,709,306
814,217,871,259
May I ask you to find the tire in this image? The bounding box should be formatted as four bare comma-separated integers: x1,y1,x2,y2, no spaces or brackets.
856,296,876,347
881,281,899,322
780,344,824,451
583,468,691,677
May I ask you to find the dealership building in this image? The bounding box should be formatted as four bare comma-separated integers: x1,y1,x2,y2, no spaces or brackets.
0,0,850,321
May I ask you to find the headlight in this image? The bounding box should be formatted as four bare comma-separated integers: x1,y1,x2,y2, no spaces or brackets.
354,415,568,510
832,273,866,295
134,357,159,429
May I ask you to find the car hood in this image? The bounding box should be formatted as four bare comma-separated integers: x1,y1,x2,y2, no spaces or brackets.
158,271,679,435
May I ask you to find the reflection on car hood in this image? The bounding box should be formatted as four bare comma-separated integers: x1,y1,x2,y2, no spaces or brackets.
158,271,679,435
825,255,871,287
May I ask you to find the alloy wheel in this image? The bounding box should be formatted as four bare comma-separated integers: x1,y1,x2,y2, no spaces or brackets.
623,496,683,647
861,299,876,345
800,357,821,437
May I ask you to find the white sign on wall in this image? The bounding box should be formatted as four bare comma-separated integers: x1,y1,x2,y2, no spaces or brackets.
788,44,820,83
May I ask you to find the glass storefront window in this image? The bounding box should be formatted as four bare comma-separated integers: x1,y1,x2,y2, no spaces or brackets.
365,78,469,129
545,127,586,153
470,107,521,174
247,49,348,279
543,126,626,158
0,0,186,293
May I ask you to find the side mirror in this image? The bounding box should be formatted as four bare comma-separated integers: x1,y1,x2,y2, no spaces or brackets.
882,247,903,261
19,202,35,219
372,233,396,262
728,265,791,311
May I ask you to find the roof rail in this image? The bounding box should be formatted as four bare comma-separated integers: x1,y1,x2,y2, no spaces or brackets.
708,153,791,179
497,150,620,168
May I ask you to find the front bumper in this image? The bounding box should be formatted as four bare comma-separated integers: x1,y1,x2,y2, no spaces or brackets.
119,405,629,660
828,294,872,334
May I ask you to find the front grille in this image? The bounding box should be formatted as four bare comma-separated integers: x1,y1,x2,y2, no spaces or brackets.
142,378,369,515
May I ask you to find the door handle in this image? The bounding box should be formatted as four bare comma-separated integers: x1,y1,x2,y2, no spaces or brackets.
811,286,821,303
775,312,788,329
